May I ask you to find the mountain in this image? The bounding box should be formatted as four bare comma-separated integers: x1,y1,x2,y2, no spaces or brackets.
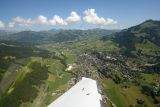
102,20,160,56
0,29,118,43
0,20,160,107
0,30,15,39
5,31,50,44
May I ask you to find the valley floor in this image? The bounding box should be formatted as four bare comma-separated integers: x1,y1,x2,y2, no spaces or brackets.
0,38,160,107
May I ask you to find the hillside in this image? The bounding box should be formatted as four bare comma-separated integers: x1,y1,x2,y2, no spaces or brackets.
0,29,118,44
0,20,160,107
0,30,14,40
102,20,160,56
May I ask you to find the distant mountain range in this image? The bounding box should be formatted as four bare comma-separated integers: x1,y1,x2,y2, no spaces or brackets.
0,30,15,37
1,19,160,55
0,29,119,43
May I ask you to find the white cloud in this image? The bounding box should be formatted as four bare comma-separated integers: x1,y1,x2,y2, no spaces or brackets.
50,15,67,26
0,20,5,29
38,15,67,26
7,9,118,29
38,11,80,26
49,17,56,25
37,15,49,25
9,22,15,28
66,11,81,23
83,9,117,26
9,16,35,28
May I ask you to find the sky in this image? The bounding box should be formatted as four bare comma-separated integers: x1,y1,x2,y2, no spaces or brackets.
0,0,160,31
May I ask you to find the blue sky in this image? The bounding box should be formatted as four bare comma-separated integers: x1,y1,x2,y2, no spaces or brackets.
0,0,160,31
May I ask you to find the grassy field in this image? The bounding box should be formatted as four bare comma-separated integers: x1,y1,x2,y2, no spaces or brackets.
37,39,121,54
37,39,160,107
63,51,77,64
102,77,158,107
0,55,72,107
135,40,160,56
1,34,160,107
70,39,121,52
141,73,160,83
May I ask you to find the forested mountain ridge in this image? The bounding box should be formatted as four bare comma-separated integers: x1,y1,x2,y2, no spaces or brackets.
0,29,118,43
102,20,160,56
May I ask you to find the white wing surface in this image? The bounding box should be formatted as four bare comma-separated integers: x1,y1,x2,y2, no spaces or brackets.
48,77,103,107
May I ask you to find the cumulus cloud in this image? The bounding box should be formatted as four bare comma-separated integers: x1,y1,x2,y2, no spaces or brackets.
38,15,67,26
37,11,80,26
50,15,67,26
8,22,15,28
83,9,117,26
37,15,49,25
7,9,118,29
66,11,81,22
0,20,5,29
9,16,35,28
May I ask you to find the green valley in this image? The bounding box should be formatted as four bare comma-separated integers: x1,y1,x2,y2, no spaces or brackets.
0,20,160,107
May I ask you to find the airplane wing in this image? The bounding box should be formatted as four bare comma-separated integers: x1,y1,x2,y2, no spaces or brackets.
48,77,103,107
